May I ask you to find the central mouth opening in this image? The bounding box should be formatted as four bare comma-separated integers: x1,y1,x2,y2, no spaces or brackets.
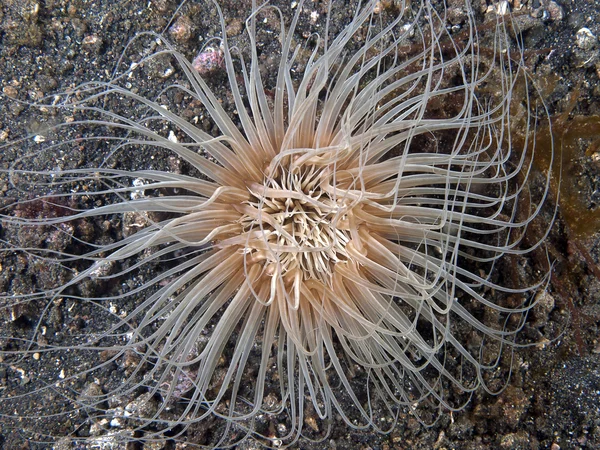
239,156,355,284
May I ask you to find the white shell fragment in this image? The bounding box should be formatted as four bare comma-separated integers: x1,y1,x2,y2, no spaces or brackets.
576,27,597,51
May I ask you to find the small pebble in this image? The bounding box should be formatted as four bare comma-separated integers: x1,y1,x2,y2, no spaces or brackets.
169,15,193,43
576,27,597,51
82,34,102,50
192,47,224,75
2,86,18,98
545,0,564,21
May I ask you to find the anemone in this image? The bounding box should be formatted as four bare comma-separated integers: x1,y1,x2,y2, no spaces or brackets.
0,0,554,447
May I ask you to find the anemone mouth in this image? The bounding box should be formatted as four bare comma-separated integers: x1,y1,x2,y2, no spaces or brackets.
237,151,358,284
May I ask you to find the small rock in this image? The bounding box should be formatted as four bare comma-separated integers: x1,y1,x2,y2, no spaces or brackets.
226,18,243,37
531,290,555,327
125,392,159,419
192,47,224,75
545,0,564,21
169,15,193,43
2,85,18,98
576,27,597,51
500,431,531,448
144,441,165,450
304,414,319,432
123,210,150,237
82,34,103,53
152,0,170,12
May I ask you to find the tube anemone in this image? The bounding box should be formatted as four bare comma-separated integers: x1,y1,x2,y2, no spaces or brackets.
0,0,555,448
